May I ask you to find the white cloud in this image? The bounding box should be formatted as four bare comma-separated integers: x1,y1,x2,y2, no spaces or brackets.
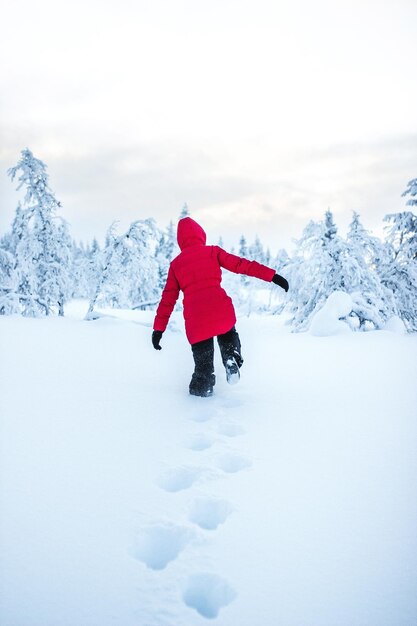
1,0,416,251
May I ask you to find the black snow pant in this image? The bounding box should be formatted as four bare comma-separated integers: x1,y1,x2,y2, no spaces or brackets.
189,326,243,396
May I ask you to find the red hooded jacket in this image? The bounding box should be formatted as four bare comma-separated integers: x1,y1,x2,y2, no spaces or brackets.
153,217,276,344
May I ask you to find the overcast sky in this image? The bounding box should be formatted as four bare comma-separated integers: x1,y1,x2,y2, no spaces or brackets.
1,0,416,252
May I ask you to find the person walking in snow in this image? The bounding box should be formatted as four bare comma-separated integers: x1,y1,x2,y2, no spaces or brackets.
152,217,289,397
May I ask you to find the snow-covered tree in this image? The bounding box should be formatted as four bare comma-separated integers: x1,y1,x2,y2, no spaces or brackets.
5,201,46,316
7,203,25,254
285,212,352,330
238,235,248,257
180,203,190,218
54,220,74,314
0,201,68,316
129,220,161,307
0,247,20,315
155,221,177,291
402,178,417,207
264,247,272,267
0,231,14,255
286,211,399,331
346,212,396,329
347,211,382,263
0,211,19,314
248,236,265,264
86,219,159,318
275,248,290,272
380,210,417,331
238,236,250,291
70,241,88,299
7,149,72,316
232,235,273,316
71,239,103,301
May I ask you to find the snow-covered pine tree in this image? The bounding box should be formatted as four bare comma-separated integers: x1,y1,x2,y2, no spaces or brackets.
72,239,101,302
180,203,190,218
235,235,271,315
87,238,102,300
54,220,74,315
275,247,290,271
86,222,130,313
86,219,159,318
7,203,25,255
6,201,46,316
0,231,13,254
346,211,396,329
402,178,417,207
238,235,250,290
0,216,17,314
7,149,72,316
155,221,177,291
264,247,272,268
247,236,274,313
248,236,265,264
129,220,160,308
283,220,321,328
71,241,90,299
238,235,248,257
380,208,417,331
285,211,352,331
0,246,20,315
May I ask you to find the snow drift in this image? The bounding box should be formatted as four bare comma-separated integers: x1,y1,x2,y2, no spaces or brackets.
1,303,417,625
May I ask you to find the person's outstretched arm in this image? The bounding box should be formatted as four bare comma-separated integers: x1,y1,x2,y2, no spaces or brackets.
216,247,275,281
216,246,288,291
152,266,180,349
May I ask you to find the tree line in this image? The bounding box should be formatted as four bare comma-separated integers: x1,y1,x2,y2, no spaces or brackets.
1,149,416,331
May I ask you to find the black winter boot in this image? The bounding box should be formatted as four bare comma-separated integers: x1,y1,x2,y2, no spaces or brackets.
224,356,240,385
190,338,215,397
189,372,216,397
217,327,243,385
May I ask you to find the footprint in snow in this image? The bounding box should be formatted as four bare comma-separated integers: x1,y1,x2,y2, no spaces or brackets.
189,497,233,530
186,433,215,451
131,523,193,570
190,410,213,423
157,466,201,492
216,453,252,474
183,572,237,619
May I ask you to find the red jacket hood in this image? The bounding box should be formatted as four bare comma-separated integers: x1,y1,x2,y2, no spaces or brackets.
177,217,206,250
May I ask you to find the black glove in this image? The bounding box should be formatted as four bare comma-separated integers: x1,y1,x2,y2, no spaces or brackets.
272,273,289,292
152,330,163,350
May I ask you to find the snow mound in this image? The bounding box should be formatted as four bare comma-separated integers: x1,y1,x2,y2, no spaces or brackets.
384,315,407,334
310,291,353,337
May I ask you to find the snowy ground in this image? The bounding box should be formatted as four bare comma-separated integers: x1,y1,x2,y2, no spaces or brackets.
1,302,417,626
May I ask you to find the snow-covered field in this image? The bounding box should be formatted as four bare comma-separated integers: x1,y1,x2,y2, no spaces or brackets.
1,303,417,626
